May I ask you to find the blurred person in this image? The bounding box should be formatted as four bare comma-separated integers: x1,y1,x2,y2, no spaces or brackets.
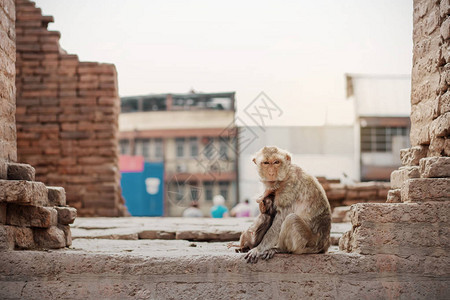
210,194,229,218
230,199,251,217
183,201,203,218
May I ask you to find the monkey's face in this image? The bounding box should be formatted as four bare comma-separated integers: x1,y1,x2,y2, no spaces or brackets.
253,146,291,182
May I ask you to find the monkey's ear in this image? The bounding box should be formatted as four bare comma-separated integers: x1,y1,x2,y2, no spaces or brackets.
252,158,257,164
286,153,291,162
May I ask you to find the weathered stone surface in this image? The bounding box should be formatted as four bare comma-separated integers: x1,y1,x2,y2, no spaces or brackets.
0,203,6,224
401,178,450,202
429,111,450,137
6,204,57,228
390,166,420,189
33,226,66,249
0,180,48,206
138,230,176,240
176,229,241,242
420,156,450,178
10,226,35,249
400,146,428,166
0,238,448,299
442,17,450,40
0,225,14,251
54,206,77,224
340,202,450,256
46,186,66,206
386,189,401,203
6,162,35,181
0,160,6,180
428,135,446,156
58,224,72,247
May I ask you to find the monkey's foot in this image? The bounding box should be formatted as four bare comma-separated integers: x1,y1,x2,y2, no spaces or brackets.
244,248,260,264
260,248,278,260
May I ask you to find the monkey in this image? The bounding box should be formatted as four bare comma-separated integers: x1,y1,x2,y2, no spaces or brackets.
227,191,277,253
244,146,331,263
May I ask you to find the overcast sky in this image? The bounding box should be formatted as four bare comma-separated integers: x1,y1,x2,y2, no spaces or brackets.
34,0,413,126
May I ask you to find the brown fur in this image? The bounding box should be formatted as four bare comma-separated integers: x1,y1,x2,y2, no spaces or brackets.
245,146,331,263
228,192,276,253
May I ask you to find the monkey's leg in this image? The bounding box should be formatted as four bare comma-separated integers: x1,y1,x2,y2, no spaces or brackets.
277,213,315,255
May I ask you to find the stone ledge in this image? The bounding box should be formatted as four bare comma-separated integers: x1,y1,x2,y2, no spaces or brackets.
0,239,448,299
420,156,450,178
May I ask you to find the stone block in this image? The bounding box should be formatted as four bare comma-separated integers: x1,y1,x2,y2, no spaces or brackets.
33,226,66,249
331,206,351,223
0,180,48,206
47,186,66,206
326,184,346,201
0,159,6,180
390,166,420,189
401,178,450,202
0,203,6,224
428,135,446,156
441,17,450,40
400,146,428,166
138,230,176,240
339,202,450,256
10,226,35,249
55,206,77,224
6,204,57,228
420,156,450,178
0,225,14,251
7,162,35,181
58,224,72,247
386,189,401,203
429,111,450,138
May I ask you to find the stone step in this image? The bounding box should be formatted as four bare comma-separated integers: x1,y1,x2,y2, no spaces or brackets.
339,202,450,256
401,178,450,202
0,239,447,299
7,162,35,181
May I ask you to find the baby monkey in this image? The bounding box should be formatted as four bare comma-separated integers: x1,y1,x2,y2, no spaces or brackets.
228,191,277,253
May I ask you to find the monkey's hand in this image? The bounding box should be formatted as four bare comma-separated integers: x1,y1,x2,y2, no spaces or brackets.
260,247,278,260
244,248,260,264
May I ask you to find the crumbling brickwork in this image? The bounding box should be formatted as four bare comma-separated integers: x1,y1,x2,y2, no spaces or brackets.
319,177,390,209
340,0,450,256
1,0,74,251
14,0,127,216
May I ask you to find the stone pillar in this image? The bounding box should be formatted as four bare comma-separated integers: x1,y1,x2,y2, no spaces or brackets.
1,0,74,251
14,0,128,216
340,0,450,256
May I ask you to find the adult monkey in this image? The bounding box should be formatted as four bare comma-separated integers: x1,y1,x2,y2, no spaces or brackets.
245,146,331,263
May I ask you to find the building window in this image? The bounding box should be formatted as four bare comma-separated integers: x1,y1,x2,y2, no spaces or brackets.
135,139,150,159
219,181,229,201
204,138,215,159
189,137,198,158
119,139,130,155
154,138,163,160
219,138,229,160
361,126,409,152
190,184,199,201
204,181,214,201
175,138,185,158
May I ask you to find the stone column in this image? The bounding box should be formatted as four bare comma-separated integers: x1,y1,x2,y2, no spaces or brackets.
340,0,450,256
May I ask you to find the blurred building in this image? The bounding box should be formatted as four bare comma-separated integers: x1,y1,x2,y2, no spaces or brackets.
347,74,411,181
239,74,411,202
119,91,238,217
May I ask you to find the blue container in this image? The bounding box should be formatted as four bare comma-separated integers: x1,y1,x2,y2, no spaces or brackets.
121,162,164,216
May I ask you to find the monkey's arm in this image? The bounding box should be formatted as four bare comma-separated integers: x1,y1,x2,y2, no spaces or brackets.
244,212,283,263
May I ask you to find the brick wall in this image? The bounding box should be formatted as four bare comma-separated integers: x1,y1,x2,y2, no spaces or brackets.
340,0,450,256
1,0,74,251
15,0,128,216
0,0,16,164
